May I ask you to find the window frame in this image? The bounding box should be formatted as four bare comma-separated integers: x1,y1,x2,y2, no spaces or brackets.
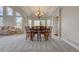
0,6,3,16
6,7,13,16
16,12,22,29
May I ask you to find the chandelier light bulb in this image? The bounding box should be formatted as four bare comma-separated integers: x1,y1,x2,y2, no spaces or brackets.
34,8,44,19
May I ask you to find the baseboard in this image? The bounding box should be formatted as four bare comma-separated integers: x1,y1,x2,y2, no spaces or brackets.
61,38,79,50
53,35,79,50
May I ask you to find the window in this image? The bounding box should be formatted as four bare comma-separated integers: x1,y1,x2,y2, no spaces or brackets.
47,20,51,26
28,19,32,27
0,6,3,16
16,17,22,28
34,20,40,26
16,12,22,28
40,20,45,26
0,17,3,26
0,6,3,26
6,7,13,16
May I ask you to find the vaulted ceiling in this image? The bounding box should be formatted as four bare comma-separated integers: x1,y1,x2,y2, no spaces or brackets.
11,6,58,18
20,6,58,17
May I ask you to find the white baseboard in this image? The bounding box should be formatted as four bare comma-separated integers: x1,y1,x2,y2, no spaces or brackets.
61,38,79,50
54,36,79,50
53,35,79,50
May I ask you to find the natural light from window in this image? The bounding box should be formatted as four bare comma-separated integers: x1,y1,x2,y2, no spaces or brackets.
16,12,22,29
6,7,13,16
0,6,3,16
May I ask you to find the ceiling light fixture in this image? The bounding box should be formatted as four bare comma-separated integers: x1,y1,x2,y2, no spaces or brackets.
34,8,44,19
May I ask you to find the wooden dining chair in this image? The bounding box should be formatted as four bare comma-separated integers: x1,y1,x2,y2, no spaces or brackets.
25,26,30,40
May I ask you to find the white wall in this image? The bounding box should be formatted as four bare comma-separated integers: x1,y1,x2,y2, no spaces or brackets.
3,16,16,26
61,7,79,47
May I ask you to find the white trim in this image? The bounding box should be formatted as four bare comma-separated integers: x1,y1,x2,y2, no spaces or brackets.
61,38,79,50
53,35,79,50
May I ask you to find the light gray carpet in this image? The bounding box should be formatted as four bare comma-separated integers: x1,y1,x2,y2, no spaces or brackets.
0,34,78,52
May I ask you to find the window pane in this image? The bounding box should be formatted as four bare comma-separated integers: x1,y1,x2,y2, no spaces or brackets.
16,17,22,23
0,6,3,16
0,17,3,26
47,20,51,26
34,20,40,26
28,20,32,27
40,20,45,26
6,7,13,16
16,16,22,28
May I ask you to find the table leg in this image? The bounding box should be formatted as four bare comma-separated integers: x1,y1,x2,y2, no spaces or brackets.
30,32,33,41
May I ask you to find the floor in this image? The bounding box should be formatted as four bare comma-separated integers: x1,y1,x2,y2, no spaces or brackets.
0,34,78,52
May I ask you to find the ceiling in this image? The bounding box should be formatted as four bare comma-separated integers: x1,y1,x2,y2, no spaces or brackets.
20,6,58,17
11,6,58,18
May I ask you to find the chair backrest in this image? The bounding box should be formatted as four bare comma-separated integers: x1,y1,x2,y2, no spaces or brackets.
25,26,30,32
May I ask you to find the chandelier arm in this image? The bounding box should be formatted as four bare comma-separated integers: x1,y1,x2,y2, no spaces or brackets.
34,8,44,19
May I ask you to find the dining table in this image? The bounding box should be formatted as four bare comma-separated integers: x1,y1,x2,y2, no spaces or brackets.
25,26,51,41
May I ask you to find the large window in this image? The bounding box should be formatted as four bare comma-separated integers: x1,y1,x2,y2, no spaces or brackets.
28,19,32,27
34,20,40,26
16,12,22,28
0,6,3,16
0,6,23,28
0,6,3,26
28,19,51,26
40,20,46,26
6,7,13,16
47,20,51,26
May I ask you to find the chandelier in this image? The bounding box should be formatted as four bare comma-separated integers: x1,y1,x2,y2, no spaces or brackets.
34,8,44,19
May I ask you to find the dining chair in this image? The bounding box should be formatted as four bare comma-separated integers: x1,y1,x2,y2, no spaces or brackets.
25,26,30,40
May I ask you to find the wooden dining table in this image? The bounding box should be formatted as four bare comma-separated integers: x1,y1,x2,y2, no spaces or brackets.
25,26,51,41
